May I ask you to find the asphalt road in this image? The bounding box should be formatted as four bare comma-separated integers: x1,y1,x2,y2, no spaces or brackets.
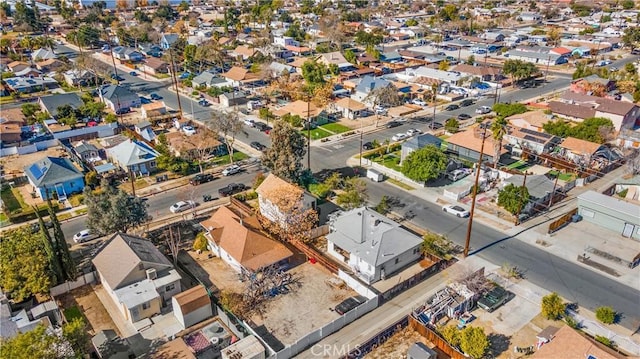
55,43,640,328
61,169,258,243
364,180,640,331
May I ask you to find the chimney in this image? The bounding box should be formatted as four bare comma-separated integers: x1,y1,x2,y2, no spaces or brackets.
146,268,157,280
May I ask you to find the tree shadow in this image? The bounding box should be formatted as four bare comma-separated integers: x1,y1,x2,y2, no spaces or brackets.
488,333,511,357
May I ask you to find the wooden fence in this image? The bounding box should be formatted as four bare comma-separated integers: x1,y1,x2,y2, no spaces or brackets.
548,208,578,234
409,315,466,359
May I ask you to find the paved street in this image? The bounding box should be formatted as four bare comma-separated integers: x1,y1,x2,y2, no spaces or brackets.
51,42,640,331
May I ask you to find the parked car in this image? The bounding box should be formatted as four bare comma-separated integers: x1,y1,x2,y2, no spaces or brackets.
447,169,469,182
460,99,475,107
391,133,408,141
110,74,125,82
222,164,241,176
179,72,191,79
129,71,138,76
115,107,130,115
29,220,53,234
170,200,196,213
139,96,152,104
73,229,97,243
362,142,374,150
198,99,211,107
150,93,162,100
335,295,367,315
182,125,196,136
406,128,422,136
475,106,491,114
244,119,255,127
250,141,267,151
385,121,402,128
445,104,459,111
414,116,434,123
478,286,510,312
254,122,271,133
609,66,618,72
442,204,470,218
632,49,640,55
190,173,215,185
411,99,427,106
218,183,246,197
457,113,471,120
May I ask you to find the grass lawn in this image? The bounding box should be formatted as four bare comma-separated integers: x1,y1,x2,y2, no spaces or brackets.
506,160,532,172
211,151,249,166
370,151,403,172
1,187,26,213
321,123,351,134
549,170,575,181
0,212,8,225
58,213,72,221
75,208,88,215
301,127,332,140
0,96,15,104
64,306,84,322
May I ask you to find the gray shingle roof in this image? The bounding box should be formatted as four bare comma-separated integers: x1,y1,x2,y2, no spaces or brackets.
100,85,137,103
39,93,83,118
75,142,98,155
503,174,556,200
355,75,393,94
327,207,422,267
23,156,83,187
403,134,443,151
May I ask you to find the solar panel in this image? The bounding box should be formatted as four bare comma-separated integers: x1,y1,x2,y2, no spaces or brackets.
523,135,545,144
29,164,44,179
520,127,552,139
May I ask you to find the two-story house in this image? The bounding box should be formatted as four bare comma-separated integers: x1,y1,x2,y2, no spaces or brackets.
255,174,317,226
92,233,182,324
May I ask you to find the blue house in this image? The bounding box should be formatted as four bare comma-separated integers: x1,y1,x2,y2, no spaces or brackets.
24,157,85,200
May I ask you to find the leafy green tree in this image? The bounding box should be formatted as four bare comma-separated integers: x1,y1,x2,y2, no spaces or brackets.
336,177,368,209
209,110,244,164
0,227,51,301
177,0,189,11
421,232,453,259
258,108,275,123
445,118,460,133
193,232,209,251
621,0,635,10
492,103,528,119
13,0,42,32
35,208,63,285
405,18,418,26
465,55,475,65
301,60,328,89
440,325,460,346
0,324,63,359
595,306,616,324
542,119,572,137
439,4,459,21
543,117,614,143
502,59,539,84
85,171,98,188
623,27,640,49
541,292,565,320
21,103,40,120
84,180,150,235
401,145,448,182
80,101,106,119
374,195,389,214
354,30,383,46
284,21,306,42
497,183,529,215
261,121,307,183
459,326,489,359
344,49,356,64
63,318,90,356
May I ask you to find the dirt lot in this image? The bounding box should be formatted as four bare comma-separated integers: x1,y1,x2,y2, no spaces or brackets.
250,261,357,347
180,250,245,294
365,327,449,359
1,146,67,176
56,285,120,337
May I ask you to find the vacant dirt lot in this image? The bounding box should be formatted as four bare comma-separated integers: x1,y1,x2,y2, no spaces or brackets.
250,261,357,347
56,285,120,337
1,146,67,176
365,327,444,359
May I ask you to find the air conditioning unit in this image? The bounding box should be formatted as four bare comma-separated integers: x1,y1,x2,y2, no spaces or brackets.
146,268,157,280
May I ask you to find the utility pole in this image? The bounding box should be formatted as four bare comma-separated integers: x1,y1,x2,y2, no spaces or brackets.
548,172,560,208
431,83,437,130
306,97,311,170
515,171,528,225
463,123,489,257
168,48,184,118
543,55,551,86
129,168,136,197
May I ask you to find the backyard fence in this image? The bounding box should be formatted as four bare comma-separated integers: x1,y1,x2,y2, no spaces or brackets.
547,208,578,234
50,271,97,297
409,315,466,359
0,139,59,157
342,316,410,359
378,257,449,306
362,159,426,188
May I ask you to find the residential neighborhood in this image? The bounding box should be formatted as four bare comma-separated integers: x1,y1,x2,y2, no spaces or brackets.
1,0,640,358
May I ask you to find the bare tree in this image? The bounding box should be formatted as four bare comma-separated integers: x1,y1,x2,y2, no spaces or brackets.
365,83,403,126
208,110,244,164
164,226,182,266
257,186,318,243
625,149,640,176
183,129,221,173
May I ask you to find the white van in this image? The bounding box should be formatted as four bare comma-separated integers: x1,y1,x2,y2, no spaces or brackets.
367,169,384,182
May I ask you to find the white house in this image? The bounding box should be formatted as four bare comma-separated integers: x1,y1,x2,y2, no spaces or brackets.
326,207,423,284
171,286,212,329
92,233,182,325
273,36,299,47
99,85,140,112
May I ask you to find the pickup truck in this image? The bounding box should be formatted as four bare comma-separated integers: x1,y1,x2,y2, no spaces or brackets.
218,183,246,197
477,286,510,312
190,173,215,185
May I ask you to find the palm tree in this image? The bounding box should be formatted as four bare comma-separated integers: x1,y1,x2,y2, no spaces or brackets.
491,117,508,168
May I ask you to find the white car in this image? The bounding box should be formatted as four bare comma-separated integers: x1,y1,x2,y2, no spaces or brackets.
73,229,96,243
222,164,241,176
170,200,196,213
182,125,196,136
374,105,387,115
475,106,491,114
391,133,408,141
442,204,470,218
406,129,422,137
411,99,427,106
244,119,255,127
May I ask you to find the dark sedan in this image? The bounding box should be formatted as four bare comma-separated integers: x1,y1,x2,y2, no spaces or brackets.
457,113,472,120
335,295,367,315
385,121,402,128
445,104,459,111
362,142,374,150
250,141,267,151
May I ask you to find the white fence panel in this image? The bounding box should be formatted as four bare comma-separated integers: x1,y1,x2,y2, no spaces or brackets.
338,269,377,299
17,144,38,155
0,147,18,156
50,271,96,297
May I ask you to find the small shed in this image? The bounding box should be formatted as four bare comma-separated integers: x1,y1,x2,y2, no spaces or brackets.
407,342,437,359
172,286,213,329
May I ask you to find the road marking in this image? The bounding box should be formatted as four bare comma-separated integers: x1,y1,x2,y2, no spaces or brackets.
316,147,333,153
333,144,344,149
